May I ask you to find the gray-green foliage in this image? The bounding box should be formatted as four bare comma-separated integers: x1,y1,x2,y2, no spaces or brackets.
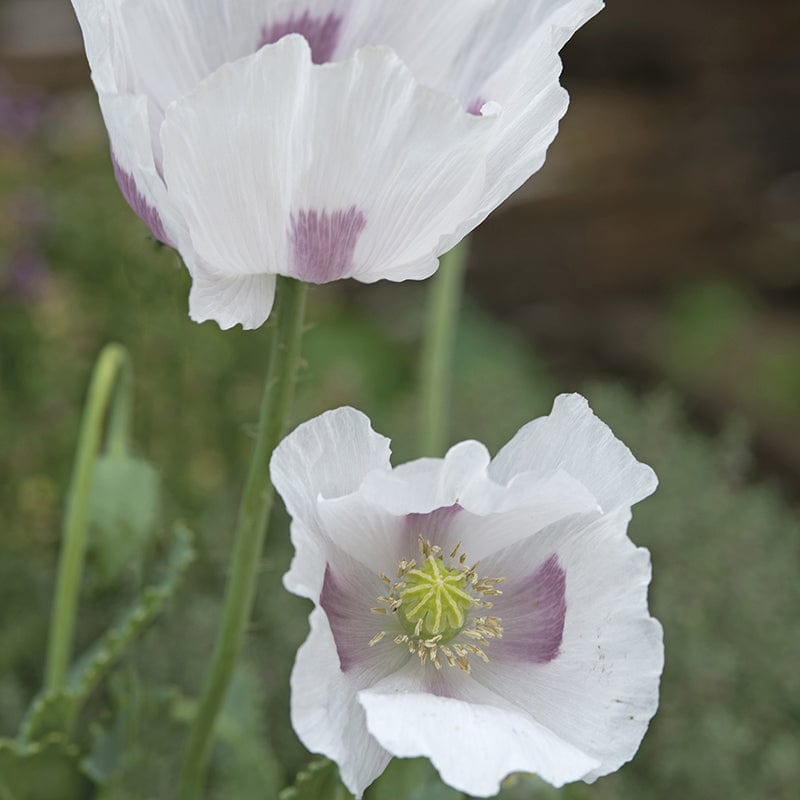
88,455,161,588
0,735,92,800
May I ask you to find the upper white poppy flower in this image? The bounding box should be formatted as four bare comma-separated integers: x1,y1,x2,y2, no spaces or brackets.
71,0,603,329
272,395,664,797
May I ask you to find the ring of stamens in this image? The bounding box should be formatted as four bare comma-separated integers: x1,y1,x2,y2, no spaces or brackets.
369,536,504,673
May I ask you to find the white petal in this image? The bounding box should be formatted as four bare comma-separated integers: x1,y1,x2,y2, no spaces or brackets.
116,0,272,108
359,663,599,796
271,407,392,535
292,607,394,797
162,36,497,289
70,0,122,93
489,394,658,512
97,92,183,247
459,0,605,215
316,494,410,575
337,0,491,97
448,475,600,562
473,508,664,781
187,265,276,330
360,440,490,515
283,520,326,601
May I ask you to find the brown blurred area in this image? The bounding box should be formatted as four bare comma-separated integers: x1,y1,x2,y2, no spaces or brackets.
2,0,799,483
471,0,800,487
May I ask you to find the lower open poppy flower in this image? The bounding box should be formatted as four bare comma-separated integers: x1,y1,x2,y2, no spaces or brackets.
271,396,663,797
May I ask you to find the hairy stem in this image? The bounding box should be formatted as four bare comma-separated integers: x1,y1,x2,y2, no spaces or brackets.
178,277,307,800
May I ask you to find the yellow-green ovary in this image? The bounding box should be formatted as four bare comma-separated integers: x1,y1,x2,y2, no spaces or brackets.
398,556,473,642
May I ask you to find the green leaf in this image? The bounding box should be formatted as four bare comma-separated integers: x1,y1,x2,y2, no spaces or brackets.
366,758,463,800
279,759,354,800
495,773,563,800
16,692,76,745
83,675,187,800
68,524,195,704
18,526,194,745
0,735,92,800
88,455,161,588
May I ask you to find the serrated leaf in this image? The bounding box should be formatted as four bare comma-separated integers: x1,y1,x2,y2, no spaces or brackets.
88,455,161,588
69,524,194,703
366,758,463,800
84,674,187,800
18,526,194,746
17,691,77,744
0,735,92,800
279,759,354,800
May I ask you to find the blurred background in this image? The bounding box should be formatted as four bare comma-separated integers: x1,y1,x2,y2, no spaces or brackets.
1,1,798,798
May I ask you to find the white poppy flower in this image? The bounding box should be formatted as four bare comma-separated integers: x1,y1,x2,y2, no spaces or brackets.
71,0,603,329
272,395,664,797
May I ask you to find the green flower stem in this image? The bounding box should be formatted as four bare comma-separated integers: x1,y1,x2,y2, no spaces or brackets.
419,240,469,456
178,276,307,800
44,343,133,694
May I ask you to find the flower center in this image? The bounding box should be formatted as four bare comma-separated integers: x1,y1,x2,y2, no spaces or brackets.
369,538,504,672
397,556,472,642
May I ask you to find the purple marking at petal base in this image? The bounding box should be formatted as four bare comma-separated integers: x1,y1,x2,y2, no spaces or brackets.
111,153,171,246
290,206,366,284
498,554,566,664
405,504,462,541
320,563,364,673
259,11,343,64
399,505,463,565
466,96,487,115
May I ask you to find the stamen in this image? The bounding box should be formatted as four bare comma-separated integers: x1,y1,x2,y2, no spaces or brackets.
369,540,504,671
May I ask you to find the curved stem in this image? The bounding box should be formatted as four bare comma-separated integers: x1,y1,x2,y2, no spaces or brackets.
178,277,307,800
419,240,469,457
44,343,133,694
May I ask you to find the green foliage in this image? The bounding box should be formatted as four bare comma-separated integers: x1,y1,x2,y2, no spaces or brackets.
0,735,92,800
279,759,354,800
665,280,754,379
82,676,187,799
495,773,562,800
16,691,75,746
18,526,194,745
68,525,194,702
87,455,161,588
207,665,282,799
367,758,463,800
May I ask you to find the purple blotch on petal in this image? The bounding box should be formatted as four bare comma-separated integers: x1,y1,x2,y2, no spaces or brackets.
320,563,365,673
111,153,171,246
466,96,487,115
405,504,462,544
289,206,366,284
497,553,566,664
259,11,343,64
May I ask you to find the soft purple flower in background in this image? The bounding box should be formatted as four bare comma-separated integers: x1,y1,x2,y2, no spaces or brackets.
1,248,50,302
70,0,603,329
0,72,46,140
272,396,663,797
1,191,52,303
